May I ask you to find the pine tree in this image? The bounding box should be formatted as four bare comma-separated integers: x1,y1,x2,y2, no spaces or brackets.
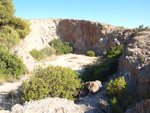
0,0,15,25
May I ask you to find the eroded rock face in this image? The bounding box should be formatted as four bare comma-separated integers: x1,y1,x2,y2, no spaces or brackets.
12,19,135,71
118,31,150,98
126,99,150,113
57,19,134,55
12,19,61,71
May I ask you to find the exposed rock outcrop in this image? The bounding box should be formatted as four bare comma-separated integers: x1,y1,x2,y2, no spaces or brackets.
118,31,150,99
12,19,135,71
12,19,61,71
57,19,135,55
126,99,150,113
0,97,104,113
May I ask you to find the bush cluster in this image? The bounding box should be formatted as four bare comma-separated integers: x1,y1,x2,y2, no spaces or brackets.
19,65,83,102
87,50,95,57
106,76,127,97
8,17,31,39
106,76,127,113
49,39,73,55
0,0,31,50
0,26,20,49
106,44,124,58
0,47,24,80
81,45,124,82
29,49,45,61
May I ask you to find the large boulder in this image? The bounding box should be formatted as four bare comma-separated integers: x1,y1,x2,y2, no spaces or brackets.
84,80,102,94
12,19,135,71
118,31,150,99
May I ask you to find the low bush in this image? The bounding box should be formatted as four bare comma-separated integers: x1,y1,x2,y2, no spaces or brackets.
40,46,56,56
0,26,20,49
106,44,124,58
49,39,73,55
87,50,95,57
81,45,124,82
106,76,127,97
19,65,83,102
0,48,24,80
29,49,45,61
110,97,124,113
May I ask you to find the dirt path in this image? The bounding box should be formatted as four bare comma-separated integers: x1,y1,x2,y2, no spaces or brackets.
0,54,98,110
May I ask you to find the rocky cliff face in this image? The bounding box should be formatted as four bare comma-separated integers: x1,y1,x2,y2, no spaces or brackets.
118,31,150,99
12,19,135,71
57,19,134,55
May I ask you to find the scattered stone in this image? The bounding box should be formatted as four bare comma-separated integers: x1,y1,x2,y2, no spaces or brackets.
99,99,112,113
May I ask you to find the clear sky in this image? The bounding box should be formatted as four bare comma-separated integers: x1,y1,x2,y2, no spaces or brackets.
13,0,150,28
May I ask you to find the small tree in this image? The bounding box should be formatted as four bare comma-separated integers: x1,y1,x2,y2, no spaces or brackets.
0,0,15,25
106,76,127,97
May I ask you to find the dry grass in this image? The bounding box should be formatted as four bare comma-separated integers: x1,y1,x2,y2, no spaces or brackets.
70,56,78,59
43,55,58,62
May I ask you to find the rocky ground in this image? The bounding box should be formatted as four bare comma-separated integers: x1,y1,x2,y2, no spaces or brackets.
0,54,105,113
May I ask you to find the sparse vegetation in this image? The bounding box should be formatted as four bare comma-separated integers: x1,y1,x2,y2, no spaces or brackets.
19,65,83,102
110,97,124,113
40,46,56,56
49,39,73,55
87,50,95,57
81,45,124,82
30,49,45,61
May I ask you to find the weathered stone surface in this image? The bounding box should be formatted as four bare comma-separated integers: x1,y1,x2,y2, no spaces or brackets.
3,97,91,113
57,19,134,55
118,31,150,99
84,80,102,94
126,99,150,113
12,19,135,71
99,99,112,113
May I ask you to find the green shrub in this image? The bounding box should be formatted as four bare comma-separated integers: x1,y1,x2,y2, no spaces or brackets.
19,65,83,102
0,26,20,49
106,44,124,58
81,45,124,82
87,50,95,57
0,48,24,79
29,49,45,61
40,46,56,56
8,17,31,39
81,57,119,82
106,76,127,97
49,39,73,55
110,97,124,113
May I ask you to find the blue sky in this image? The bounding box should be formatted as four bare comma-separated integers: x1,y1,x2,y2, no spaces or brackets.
13,0,150,28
